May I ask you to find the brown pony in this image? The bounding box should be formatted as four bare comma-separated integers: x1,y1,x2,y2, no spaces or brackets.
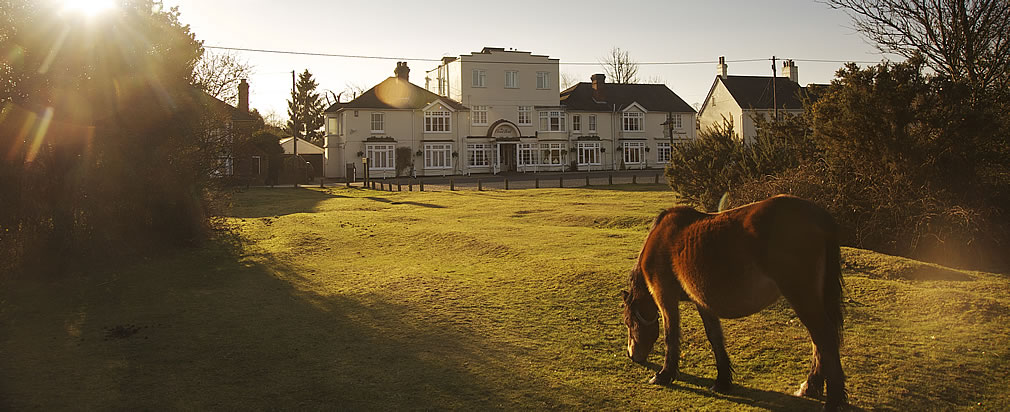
621,195,846,411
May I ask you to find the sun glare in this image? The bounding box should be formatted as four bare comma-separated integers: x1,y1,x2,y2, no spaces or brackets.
61,0,115,16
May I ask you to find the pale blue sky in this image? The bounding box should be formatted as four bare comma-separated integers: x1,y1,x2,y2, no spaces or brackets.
163,0,892,122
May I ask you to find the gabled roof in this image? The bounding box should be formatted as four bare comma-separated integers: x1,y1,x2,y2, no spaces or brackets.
189,88,255,122
719,76,805,110
279,136,324,155
323,77,467,112
560,82,695,113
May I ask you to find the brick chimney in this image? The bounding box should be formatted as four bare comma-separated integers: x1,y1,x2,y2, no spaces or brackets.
717,56,728,79
238,79,249,113
591,73,606,100
782,59,798,84
394,62,410,81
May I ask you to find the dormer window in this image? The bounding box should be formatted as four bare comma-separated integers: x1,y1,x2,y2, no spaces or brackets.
622,112,643,132
425,108,451,132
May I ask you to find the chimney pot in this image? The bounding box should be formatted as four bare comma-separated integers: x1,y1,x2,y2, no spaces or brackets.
591,73,606,100
238,79,250,114
394,62,410,81
782,60,798,83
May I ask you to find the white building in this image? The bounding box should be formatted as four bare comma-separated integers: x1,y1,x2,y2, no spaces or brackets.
324,48,697,179
698,57,811,143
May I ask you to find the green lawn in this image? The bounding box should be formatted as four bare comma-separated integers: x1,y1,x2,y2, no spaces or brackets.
2,185,1009,410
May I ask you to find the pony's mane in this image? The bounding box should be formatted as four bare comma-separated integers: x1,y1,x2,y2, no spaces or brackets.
628,208,673,300
650,208,671,230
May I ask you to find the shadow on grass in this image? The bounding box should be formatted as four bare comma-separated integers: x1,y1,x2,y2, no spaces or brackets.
633,361,832,410
0,235,603,409
579,183,673,193
362,197,446,209
227,187,342,218
227,188,448,219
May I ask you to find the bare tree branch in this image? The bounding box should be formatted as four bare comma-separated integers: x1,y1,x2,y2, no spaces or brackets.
824,0,1010,94
600,47,640,84
192,51,254,106
560,72,579,90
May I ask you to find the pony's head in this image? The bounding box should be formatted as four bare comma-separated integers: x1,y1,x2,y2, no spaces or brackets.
621,268,660,363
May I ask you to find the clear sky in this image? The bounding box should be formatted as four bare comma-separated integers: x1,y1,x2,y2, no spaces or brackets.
162,0,892,123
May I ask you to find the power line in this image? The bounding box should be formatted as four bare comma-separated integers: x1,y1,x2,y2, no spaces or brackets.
206,46,441,62
205,45,883,66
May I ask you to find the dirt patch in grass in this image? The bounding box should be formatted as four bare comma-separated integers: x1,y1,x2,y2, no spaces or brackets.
552,213,655,230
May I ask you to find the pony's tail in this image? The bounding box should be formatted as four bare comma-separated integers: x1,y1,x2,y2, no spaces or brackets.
824,237,845,345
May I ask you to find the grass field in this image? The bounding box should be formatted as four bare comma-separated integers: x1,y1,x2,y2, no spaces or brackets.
2,185,1009,410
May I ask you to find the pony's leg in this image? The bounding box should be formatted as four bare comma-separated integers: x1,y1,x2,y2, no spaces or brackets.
783,292,846,411
697,305,733,392
649,294,681,385
794,344,824,397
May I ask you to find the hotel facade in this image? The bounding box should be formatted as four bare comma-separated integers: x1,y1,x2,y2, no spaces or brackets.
324,48,696,179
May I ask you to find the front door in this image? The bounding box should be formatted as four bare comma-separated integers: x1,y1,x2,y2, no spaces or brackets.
499,143,517,172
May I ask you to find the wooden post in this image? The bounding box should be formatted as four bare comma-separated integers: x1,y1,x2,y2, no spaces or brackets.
535,177,540,188
419,180,424,191
559,175,564,188
397,180,402,191
478,178,482,191
655,174,660,184
409,180,413,191
585,175,590,186
632,174,637,184
609,174,613,185
450,178,455,191
505,179,509,190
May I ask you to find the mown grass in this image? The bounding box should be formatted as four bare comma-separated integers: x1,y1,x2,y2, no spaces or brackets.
2,185,1009,410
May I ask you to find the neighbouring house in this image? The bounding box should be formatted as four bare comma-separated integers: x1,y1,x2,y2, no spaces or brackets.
560,73,696,170
697,57,813,143
323,62,469,179
198,79,270,184
323,47,698,179
279,136,324,178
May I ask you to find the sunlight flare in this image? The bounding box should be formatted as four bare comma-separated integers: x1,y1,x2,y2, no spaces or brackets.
61,0,115,16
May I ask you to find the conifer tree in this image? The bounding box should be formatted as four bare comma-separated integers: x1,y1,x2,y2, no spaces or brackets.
286,69,326,146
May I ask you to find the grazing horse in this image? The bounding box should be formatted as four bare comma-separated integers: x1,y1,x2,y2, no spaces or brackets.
621,195,846,411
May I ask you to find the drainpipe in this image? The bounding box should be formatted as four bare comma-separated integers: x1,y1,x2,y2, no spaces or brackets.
612,104,618,171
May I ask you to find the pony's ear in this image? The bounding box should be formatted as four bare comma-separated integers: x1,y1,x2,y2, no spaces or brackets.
620,290,630,302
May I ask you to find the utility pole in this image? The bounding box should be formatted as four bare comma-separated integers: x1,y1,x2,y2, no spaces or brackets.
292,70,298,187
771,56,778,122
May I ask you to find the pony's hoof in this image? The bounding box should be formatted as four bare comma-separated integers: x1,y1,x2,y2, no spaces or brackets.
648,371,676,385
709,380,733,393
793,381,823,398
821,401,843,412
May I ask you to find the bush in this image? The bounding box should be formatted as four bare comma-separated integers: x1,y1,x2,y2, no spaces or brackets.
664,120,746,211
665,116,810,212
730,163,1003,269
720,58,1009,269
0,1,220,276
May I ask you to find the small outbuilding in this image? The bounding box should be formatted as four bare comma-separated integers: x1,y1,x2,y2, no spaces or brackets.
279,136,324,179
